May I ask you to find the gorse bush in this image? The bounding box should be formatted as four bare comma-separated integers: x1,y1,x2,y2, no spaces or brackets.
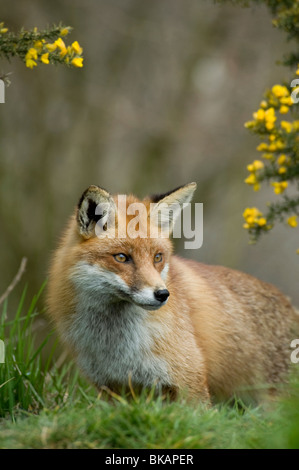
0,22,83,79
243,79,299,243
220,0,299,249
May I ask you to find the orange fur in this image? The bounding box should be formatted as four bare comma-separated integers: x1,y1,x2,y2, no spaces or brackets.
47,184,298,404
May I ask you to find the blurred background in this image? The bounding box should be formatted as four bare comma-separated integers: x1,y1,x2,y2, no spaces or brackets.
1,0,298,319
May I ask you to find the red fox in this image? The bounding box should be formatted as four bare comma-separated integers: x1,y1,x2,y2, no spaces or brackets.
47,183,298,403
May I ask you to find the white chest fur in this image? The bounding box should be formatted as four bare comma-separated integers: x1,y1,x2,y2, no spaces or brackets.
65,263,172,389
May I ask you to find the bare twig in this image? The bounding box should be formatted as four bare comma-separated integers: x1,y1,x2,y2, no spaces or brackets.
0,257,27,306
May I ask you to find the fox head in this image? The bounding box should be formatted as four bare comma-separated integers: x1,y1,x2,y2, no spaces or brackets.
70,183,197,311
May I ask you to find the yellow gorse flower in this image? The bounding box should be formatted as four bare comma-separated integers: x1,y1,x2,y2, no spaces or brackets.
280,96,293,106
256,142,268,151
71,41,83,55
59,48,68,58
275,139,286,150
278,166,287,174
268,143,277,152
253,108,265,121
245,173,258,191
46,43,57,52
247,160,264,172
60,27,70,36
247,105,280,132
281,121,292,133
54,37,66,50
271,84,289,98
243,207,267,229
264,107,277,130
271,181,288,194
279,105,289,114
22,30,83,69
244,173,258,185
287,216,298,228
25,48,38,68
245,159,264,191
26,48,38,60
71,57,83,68
41,52,49,64
54,37,68,58
257,217,267,226
260,100,268,109
277,154,287,165
25,58,37,69
33,40,43,52
0,22,8,34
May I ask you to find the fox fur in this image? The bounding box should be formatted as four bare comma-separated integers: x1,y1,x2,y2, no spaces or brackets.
47,183,299,403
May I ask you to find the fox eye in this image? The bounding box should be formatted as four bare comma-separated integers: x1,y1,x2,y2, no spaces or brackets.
154,253,163,263
114,253,129,263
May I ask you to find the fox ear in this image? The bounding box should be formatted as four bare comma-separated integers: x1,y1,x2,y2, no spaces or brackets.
150,182,197,235
77,185,116,239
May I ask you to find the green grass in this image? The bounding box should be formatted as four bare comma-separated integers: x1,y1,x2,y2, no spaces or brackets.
0,282,50,419
1,285,299,449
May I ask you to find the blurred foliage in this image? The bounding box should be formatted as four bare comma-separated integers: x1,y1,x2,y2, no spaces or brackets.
222,0,299,65
0,0,298,313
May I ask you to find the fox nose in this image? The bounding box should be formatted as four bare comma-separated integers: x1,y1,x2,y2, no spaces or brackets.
154,289,169,303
